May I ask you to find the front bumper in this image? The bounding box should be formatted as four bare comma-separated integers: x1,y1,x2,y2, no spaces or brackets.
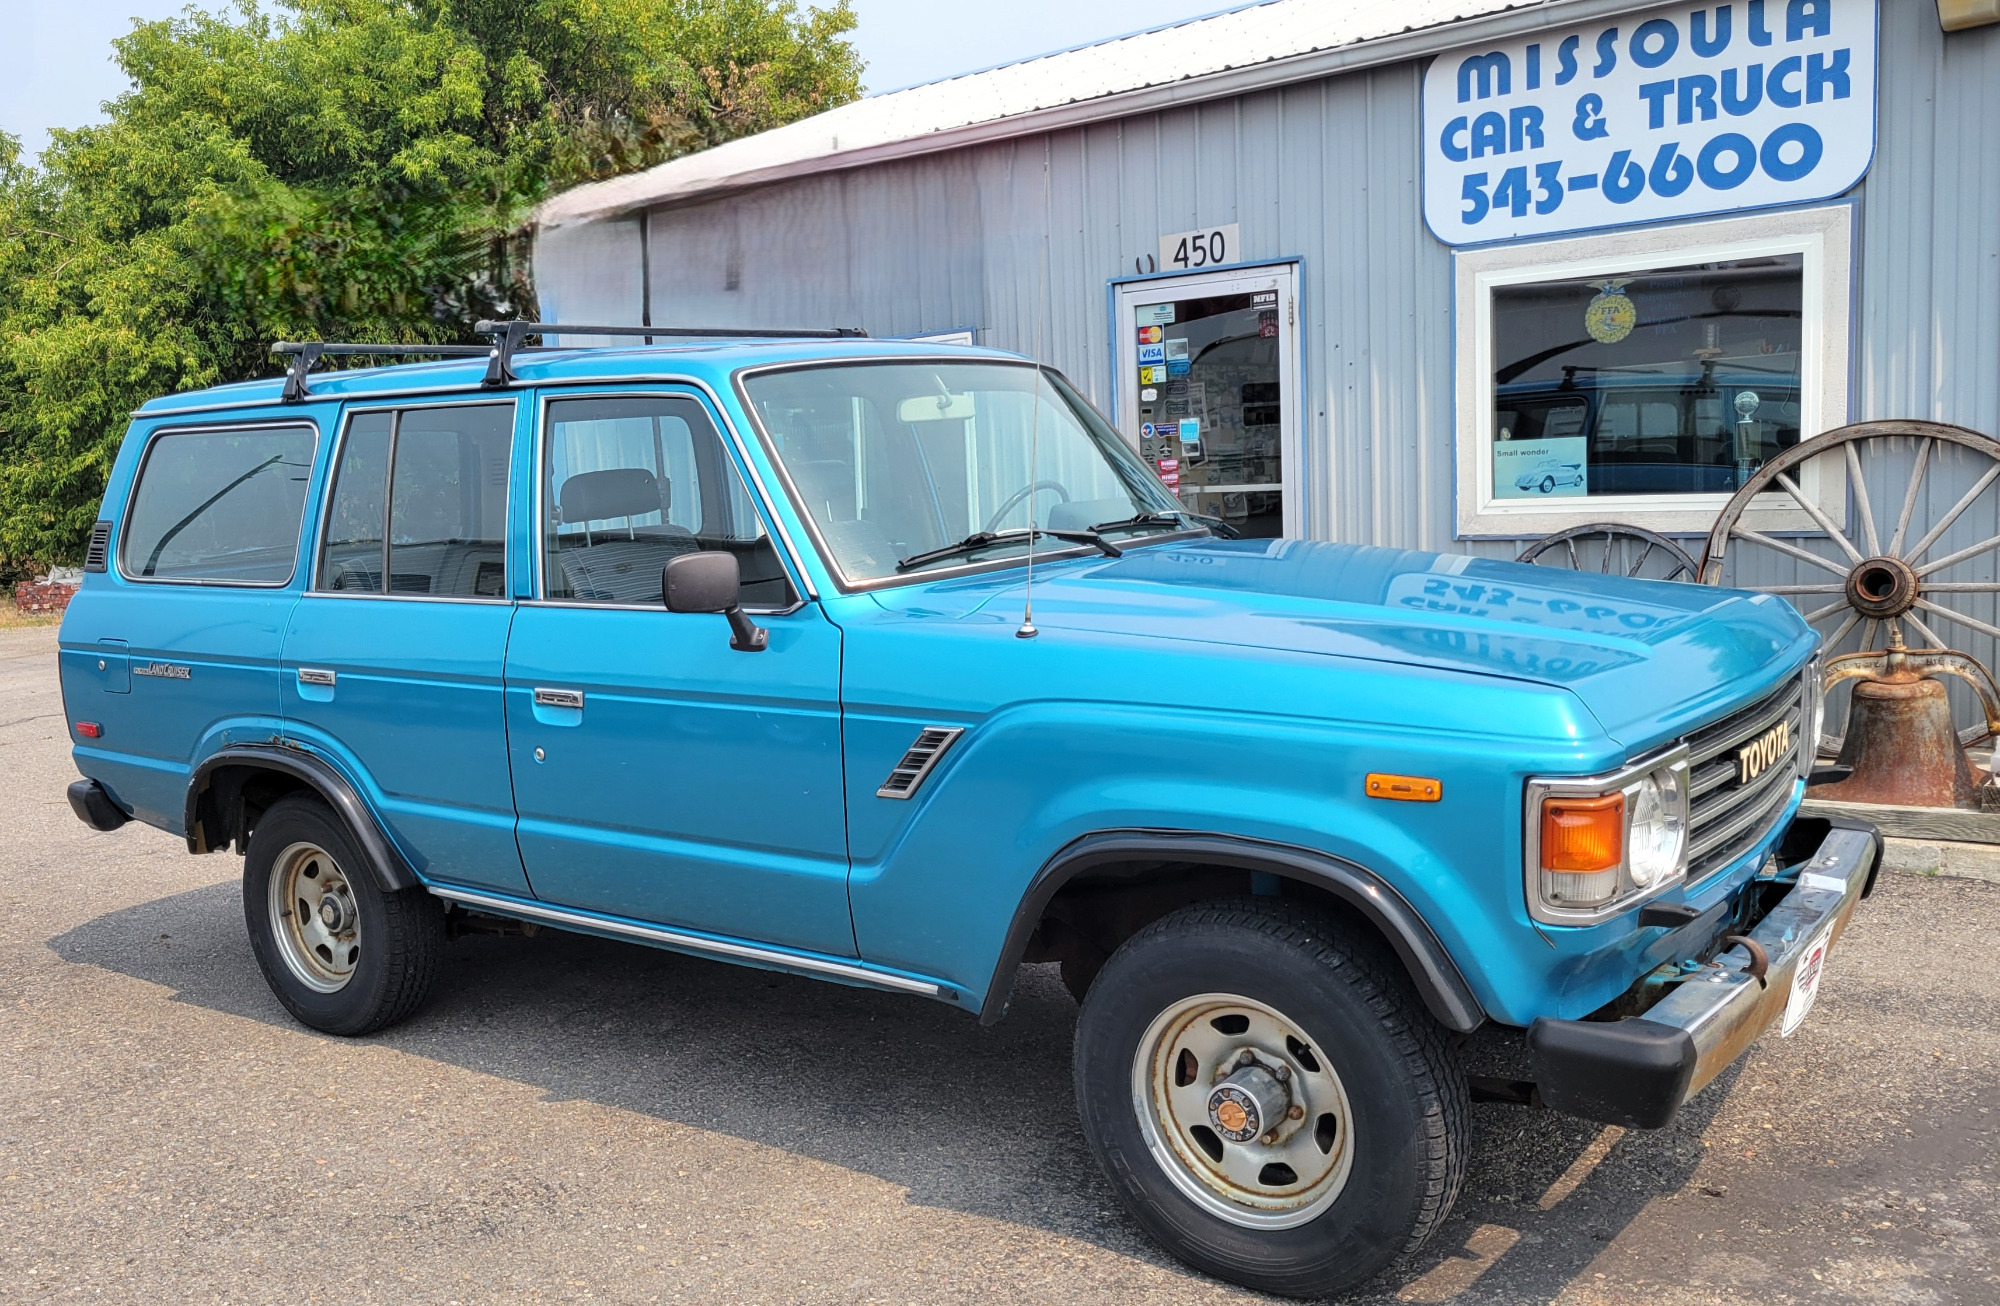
1527,816,1881,1129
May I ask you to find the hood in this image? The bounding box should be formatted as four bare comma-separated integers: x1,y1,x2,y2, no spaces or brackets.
879,537,1815,749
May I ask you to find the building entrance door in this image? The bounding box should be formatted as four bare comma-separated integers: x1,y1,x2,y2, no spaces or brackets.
1114,263,1301,538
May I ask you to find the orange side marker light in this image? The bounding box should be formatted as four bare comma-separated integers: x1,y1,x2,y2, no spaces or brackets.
1366,773,1442,802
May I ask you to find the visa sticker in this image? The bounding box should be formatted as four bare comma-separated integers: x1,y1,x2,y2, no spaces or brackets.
1139,342,1166,364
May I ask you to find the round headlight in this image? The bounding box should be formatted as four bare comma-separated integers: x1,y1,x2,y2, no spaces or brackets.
1627,766,1687,887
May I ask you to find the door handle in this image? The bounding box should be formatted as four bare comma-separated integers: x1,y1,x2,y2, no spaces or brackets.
533,687,584,710
297,668,337,687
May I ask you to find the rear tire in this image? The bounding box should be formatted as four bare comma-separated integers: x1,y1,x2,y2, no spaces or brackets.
243,793,443,1035
1073,898,1468,1299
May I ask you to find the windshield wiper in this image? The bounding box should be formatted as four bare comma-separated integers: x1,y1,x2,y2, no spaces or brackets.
1091,509,1242,540
896,527,1122,572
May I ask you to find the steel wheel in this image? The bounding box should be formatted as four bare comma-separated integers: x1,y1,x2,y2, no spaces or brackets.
1131,992,1355,1230
1517,523,1698,582
266,840,362,994
1699,420,2000,751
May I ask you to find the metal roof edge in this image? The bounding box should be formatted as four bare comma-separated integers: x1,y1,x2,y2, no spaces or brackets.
537,0,1656,226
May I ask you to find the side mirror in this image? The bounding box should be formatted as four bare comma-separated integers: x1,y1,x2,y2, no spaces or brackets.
663,552,768,652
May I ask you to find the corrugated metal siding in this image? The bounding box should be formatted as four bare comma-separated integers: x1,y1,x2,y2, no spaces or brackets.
534,9,2000,667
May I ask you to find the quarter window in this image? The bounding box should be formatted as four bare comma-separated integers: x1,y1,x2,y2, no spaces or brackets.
317,405,513,598
121,425,316,584
542,395,792,609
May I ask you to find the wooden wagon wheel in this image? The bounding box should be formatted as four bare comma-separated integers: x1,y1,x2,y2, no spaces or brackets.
1517,523,1698,582
1698,419,2000,751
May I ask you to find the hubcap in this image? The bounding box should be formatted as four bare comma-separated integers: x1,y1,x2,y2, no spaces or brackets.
1131,994,1355,1229
267,841,361,994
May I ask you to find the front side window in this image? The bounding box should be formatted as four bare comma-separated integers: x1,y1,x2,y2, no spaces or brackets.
316,404,512,597
742,362,1185,584
121,424,317,584
1491,255,1804,501
542,394,793,609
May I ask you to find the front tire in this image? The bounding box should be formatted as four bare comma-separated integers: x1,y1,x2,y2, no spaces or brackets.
243,793,443,1036
1073,899,1468,1299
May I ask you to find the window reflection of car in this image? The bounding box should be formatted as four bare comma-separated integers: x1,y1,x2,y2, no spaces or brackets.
1513,460,1584,494
1495,369,1802,495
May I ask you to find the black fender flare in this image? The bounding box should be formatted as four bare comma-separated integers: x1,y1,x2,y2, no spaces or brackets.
979,830,1486,1032
185,743,419,892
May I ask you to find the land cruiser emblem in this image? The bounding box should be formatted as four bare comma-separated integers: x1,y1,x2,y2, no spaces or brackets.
1737,721,1789,785
133,661,192,680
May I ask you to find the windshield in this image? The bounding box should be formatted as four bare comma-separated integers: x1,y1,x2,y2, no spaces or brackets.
741,361,1184,582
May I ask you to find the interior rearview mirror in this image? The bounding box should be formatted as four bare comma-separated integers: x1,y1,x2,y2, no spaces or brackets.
897,392,977,423
663,552,767,652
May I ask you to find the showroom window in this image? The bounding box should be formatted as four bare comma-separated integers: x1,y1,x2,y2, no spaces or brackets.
1453,206,1852,537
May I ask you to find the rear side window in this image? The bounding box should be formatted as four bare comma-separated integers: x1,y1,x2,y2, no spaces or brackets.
317,404,514,598
120,425,317,584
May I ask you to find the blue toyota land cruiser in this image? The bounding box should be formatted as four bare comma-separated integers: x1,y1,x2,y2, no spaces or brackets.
60,325,1877,1298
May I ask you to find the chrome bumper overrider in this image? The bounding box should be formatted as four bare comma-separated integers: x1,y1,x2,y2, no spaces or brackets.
1528,818,1881,1129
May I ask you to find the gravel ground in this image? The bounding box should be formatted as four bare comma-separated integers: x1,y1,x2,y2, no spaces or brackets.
2,624,1995,1305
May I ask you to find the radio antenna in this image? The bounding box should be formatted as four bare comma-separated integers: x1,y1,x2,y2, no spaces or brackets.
1017,155,1051,641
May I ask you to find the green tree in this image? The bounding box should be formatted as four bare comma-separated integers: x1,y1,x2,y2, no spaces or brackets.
0,0,859,568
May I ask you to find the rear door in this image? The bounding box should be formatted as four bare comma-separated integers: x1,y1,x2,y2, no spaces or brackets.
502,388,853,956
279,398,529,895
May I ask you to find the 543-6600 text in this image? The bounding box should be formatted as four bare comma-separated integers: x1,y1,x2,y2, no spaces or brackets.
1460,121,1821,224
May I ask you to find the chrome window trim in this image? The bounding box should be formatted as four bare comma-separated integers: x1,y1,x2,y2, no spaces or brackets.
307,396,518,604
529,383,817,605
1522,743,1693,928
115,418,323,589
730,357,1204,595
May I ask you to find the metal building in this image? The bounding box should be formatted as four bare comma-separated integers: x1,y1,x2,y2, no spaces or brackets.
533,0,2000,678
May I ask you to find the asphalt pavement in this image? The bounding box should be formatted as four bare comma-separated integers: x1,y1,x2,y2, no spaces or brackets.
1,624,1994,1304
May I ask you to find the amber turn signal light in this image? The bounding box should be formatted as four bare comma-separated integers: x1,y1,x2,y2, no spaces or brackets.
1540,793,1623,872
1365,773,1441,802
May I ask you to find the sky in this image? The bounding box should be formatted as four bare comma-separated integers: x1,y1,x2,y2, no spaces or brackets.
1,0,1238,162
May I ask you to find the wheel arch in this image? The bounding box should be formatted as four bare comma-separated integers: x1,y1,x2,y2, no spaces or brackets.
980,830,1486,1033
185,744,418,892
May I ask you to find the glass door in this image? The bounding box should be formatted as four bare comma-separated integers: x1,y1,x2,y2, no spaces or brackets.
1114,264,1301,538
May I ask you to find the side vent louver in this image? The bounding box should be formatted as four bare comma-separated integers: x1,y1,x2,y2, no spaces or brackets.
83,520,112,573
876,727,965,800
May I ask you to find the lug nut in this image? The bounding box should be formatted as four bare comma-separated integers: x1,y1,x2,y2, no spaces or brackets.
1288,1105,1304,1120
1274,1065,1290,1082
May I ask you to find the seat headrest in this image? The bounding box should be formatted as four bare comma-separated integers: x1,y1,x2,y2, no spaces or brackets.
560,468,663,524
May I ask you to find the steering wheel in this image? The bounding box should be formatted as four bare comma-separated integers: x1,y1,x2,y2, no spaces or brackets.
982,480,1070,533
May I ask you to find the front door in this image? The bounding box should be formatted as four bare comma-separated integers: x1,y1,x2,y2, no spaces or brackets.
1114,262,1303,538
280,399,528,896
503,389,853,957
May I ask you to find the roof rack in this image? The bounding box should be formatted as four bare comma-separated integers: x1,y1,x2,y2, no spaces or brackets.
271,320,869,401
272,341,494,403
471,320,868,386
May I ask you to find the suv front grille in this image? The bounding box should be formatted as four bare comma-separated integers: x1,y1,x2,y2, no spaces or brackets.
1682,669,1809,878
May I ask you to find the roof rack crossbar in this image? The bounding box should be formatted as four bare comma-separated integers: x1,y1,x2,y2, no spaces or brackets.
272,341,497,403
471,320,868,386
